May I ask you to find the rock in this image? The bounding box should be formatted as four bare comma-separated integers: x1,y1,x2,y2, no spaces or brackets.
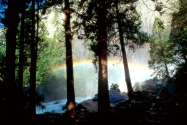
93,90,128,103
77,99,98,113
77,90,128,112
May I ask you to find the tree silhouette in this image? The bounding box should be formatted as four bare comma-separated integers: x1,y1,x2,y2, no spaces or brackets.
72,0,111,119
64,0,76,124
114,0,133,97
17,0,26,113
97,0,111,119
29,0,37,116
3,0,22,122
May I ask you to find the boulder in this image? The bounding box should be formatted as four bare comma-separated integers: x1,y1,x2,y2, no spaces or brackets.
77,90,128,112
77,99,98,113
93,89,128,103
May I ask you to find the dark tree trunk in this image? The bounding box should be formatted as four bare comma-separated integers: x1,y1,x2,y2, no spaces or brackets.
164,61,170,80
64,0,76,123
18,0,26,103
97,0,110,119
115,1,133,97
29,0,37,116
159,33,170,81
5,0,21,122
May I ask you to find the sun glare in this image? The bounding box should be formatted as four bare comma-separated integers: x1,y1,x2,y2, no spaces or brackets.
107,60,153,92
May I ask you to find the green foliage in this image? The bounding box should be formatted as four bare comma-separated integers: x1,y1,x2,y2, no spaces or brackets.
148,39,174,79
0,28,6,82
37,37,66,85
72,0,146,72
36,7,66,86
153,17,164,37
23,68,30,86
170,1,187,65
148,1,187,82
37,41,65,85
148,17,174,79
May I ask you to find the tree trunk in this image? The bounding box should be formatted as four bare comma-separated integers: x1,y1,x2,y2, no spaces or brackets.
29,0,37,116
64,0,76,123
18,0,26,105
164,61,170,80
115,1,133,97
97,0,110,119
5,0,21,122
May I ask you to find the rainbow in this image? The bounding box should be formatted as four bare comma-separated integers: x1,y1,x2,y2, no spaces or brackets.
49,60,94,73
49,59,150,73
48,59,153,92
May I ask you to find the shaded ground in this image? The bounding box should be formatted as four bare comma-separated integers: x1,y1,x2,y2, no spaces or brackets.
29,91,187,125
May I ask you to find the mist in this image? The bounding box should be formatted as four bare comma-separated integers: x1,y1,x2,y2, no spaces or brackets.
36,41,154,114
41,39,153,101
